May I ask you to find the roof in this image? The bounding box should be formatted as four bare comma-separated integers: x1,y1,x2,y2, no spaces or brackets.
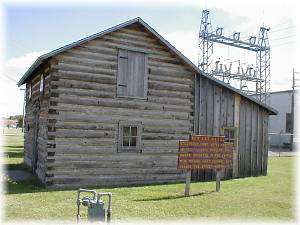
17,17,277,115
270,90,293,94
252,90,294,96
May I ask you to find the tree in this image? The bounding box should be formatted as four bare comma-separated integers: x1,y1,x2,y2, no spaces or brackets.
7,115,23,128
17,116,23,128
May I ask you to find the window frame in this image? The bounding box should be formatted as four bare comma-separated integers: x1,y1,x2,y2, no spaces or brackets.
116,48,148,99
118,121,142,153
39,74,45,95
27,83,32,101
221,126,238,146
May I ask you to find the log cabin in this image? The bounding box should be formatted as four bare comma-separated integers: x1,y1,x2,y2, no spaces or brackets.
17,17,277,188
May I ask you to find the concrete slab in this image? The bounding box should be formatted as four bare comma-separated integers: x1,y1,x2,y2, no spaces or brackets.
268,147,298,157
5,170,34,182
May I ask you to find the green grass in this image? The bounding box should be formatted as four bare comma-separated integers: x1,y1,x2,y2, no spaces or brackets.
2,129,296,222
4,134,25,168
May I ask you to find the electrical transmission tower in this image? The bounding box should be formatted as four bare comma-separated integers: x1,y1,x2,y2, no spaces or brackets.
198,10,271,104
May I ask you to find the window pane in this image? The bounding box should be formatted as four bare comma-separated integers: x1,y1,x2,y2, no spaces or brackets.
224,130,229,141
131,126,137,136
130,137,137,147
229,130,235,140
224,129,235,144
123,137,130,147
40,75,44,93
123,126,130,137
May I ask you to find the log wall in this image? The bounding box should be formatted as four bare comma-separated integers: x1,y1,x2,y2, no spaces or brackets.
45,23,195,188
24,64,51,183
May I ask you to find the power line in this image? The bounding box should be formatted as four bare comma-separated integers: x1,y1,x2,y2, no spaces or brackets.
270,20,292,29
0,74,18,84
272,40,298,48
269,26,295,33
270,35,298,42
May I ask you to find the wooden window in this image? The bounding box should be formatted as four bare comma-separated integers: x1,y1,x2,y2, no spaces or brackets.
117,49,148,98
28,83,32,100
118,121,142,152
222,127,237,146
39,74,45,95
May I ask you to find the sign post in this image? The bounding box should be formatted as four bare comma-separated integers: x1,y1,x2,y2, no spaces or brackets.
178,135,234,195
184,170,191,196
216,169,221,192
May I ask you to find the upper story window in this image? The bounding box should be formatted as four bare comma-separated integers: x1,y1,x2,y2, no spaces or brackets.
28,83,32,100
117,49,148,98
40,74,45,95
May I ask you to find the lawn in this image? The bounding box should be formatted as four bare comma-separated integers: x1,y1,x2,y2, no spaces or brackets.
2,130,296,222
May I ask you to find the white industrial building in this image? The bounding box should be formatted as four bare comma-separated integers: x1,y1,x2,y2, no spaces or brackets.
268,90,295,149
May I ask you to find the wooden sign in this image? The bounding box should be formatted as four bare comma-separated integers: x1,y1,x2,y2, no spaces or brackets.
177,135,233,170
178,135,234,196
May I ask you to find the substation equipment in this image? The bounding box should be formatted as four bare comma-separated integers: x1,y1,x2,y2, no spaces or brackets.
198,10,271,104
76,189,112,223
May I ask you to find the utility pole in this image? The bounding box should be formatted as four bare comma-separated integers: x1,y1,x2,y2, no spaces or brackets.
290,69,297,151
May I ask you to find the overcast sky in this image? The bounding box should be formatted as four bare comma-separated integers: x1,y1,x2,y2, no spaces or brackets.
0,0,299,117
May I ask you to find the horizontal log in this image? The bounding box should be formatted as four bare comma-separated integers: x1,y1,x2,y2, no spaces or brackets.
52,173,184,182
67,45,181,65
149,60,192,72
49,129,115,138
53,137,115,146
58,54,117,68
148,89,192,99
143,126,191,134
142,132,189,141
50,153,177,162
51,167,181,176
53,87,192,108
52,102,192,120
149,66,194,78
48,159,178,170
48,145,115,154
102,35,163,50
87,39,170,57
51,79,115,93
110,31,158,44
53,70,116,84
147,96,192,106
76,45,117,55
54,121,116,131
52,87,115,99
55,61,116,74
148,54,182,64
119,28,151,38
148,80,192,92
149,73,193,85
63,48,117,61
50,95,192,113
142,147,179,154
143,140,180,147
48,110,192,127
